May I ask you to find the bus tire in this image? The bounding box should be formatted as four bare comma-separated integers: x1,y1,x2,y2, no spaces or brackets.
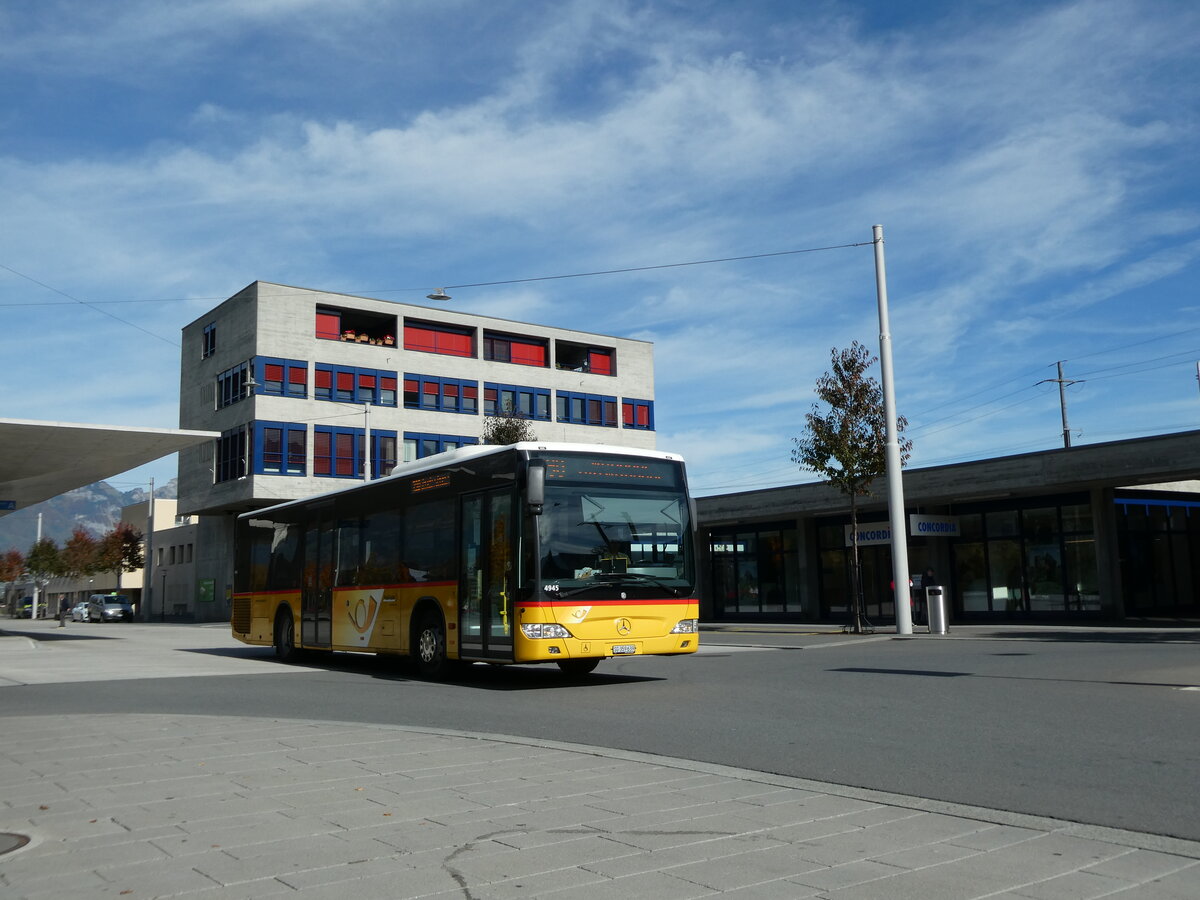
274,608,300,662
414,611,450,679
556,658,600,677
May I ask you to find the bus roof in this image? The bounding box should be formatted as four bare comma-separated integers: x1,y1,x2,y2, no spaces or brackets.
237,442,687,521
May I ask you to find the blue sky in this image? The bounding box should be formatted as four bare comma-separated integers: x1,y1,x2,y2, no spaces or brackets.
2,0,1198,498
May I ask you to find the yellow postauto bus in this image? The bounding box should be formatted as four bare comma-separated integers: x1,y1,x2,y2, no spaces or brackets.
232,442,699,677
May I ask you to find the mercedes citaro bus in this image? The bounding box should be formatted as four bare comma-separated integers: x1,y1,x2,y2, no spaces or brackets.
232,443,699,677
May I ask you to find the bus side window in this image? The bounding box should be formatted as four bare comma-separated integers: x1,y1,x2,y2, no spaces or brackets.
336,517,361,586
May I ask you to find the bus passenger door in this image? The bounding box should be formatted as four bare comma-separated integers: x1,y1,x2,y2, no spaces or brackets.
460,489,516,660
302,516,334,648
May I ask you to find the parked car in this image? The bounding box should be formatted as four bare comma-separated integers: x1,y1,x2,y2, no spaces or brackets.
12,597,33,618
70,601,90,622
87,594,134,622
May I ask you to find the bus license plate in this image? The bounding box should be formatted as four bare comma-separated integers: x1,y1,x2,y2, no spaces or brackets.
611,644,636,655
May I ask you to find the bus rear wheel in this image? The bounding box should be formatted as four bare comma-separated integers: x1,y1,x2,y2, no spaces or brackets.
557,658,600,677
414,612,450,679
274,609,300,662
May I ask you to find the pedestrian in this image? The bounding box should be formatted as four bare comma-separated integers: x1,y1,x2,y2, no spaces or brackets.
58,595,69,628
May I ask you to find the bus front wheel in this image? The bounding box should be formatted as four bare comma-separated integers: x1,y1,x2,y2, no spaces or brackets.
557,658,600,677
274,610,300,662
414,612,449,679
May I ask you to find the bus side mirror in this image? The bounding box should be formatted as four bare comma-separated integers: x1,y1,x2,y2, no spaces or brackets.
527,460,546,515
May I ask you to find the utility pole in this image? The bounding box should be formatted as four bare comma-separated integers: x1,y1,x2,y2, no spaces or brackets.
1039,361,1082,449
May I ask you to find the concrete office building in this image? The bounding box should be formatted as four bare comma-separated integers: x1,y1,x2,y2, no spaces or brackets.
177,281,658,621
697,430,1200,625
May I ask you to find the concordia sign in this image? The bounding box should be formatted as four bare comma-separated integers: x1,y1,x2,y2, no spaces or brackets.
909,514,960,537
844,515,961,547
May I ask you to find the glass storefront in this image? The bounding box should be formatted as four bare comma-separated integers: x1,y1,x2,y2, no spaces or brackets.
1116,496,1200,615
709,524,802,617
951,497,1099,617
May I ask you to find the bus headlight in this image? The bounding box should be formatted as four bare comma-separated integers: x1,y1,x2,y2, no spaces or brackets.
670,618,698,634
521,623,573,639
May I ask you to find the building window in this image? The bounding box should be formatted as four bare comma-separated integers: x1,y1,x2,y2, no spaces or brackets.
256,357,308,398
622,399,654,430
555,340,616,375
202,323,216,359
215,426,249,483
314,364,398,407
556,391,618,427
403,375,478,414
255,421,307,475
371,430,398,478
404,321,474,357
402,432,478,462
314,426,362,478
483,332,548,367
216,361,253,409
186,544,193,563
316,305,397,344
484,383,551,420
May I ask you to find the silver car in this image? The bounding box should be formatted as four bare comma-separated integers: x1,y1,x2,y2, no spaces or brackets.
70,601,90,622
87,595,134,622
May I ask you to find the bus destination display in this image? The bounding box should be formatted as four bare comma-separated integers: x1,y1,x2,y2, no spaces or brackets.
541,455,680,486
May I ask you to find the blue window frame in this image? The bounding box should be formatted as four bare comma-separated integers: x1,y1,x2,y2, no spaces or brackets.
403,432,478,462
315,364,398,407
556,391,618,427
255,357,308,398
622,398,655,430
254,421,307,475
484,382,551,420
403,374,479,414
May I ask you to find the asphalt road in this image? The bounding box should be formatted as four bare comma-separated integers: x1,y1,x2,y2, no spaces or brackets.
3,621,1198,842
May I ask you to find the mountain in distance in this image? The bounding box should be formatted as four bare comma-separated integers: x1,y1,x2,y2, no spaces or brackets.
0,479,178,553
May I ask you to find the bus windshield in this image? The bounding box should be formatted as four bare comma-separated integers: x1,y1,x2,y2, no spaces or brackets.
537,481,695,597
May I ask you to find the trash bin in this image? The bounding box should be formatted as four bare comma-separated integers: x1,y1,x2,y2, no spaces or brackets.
926,586,949,635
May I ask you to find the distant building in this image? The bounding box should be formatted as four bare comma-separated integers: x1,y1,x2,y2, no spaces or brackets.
177,281,658,621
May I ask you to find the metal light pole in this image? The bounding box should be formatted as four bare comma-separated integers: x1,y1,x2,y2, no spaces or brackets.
873,225,913,635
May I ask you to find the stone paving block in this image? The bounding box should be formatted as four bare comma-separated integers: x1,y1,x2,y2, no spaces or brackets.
725,792,884,828
1011,867,1133,899
91,854,225,896
712,879,825,899
871,837,984,870
1132,863,1200,898
790,810,997,866
947,823,1046,851
659,843,830,891
538,868,716,900
447,832,639,884
457,863,611,898
599,810,771,851
149,813,330,857
580,831,788,879
276,859,463,898
1084,848,1198,883
168,875,298,899
790,858,911,890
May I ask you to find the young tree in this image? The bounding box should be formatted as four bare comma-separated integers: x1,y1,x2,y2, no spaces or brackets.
0,549,24,584
60,527,100,581
96,522,145,584
481,403,537,445
792,341,912,634
25,537,61,618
